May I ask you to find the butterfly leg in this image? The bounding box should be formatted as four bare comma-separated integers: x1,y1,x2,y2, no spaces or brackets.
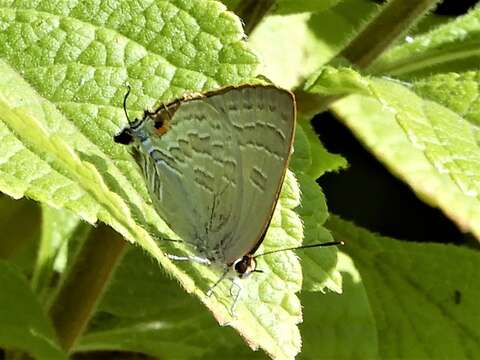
166,254,211,264
229,277,243,317
206,268,230,297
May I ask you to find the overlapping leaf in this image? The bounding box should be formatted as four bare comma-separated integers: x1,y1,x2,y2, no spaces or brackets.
306,66,480,240
291,122,348,178
299,252,378,359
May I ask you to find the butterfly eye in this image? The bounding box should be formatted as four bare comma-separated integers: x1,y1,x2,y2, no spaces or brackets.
154,119,164,129
234,257,249,274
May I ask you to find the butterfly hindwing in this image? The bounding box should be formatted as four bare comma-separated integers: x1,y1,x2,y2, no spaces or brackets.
204,86,296,264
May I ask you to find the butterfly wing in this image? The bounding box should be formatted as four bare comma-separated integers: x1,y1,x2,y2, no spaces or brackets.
204,86,296,264
134,99,244,258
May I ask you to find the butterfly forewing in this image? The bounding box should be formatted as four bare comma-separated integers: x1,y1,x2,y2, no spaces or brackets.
136,99,243,255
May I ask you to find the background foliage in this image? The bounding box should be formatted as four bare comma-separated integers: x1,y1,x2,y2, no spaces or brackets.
0,0,479,359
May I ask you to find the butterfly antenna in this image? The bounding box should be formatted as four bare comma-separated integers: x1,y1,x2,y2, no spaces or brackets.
254,241,344,258
123,85,132,124
159,238,183,242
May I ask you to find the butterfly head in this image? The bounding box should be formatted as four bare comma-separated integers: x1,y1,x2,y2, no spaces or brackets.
114,85,173,146
232,255,262,278
114,128,134,145
232,241,344,279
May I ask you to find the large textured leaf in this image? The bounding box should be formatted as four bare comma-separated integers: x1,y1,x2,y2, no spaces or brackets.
0,261,67,360
306,66,480,240
327,216,480,358
413,71,480,128
0,1,308,358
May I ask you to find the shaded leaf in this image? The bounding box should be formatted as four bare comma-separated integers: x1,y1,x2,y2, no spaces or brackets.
0,261,67,360
327,216,480,358
0,195,40,261
299,252,378,359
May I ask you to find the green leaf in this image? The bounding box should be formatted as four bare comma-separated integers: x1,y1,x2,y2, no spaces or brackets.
32,205,90,300
327,216,480,358
295,173,342,293
299,252,379,359
0,1,305,357
291,123,343,293
413,71,480,127
0,261,67,360
371,6,480,77
291,121,348,178
248,0,378,88
291,125,313,174
304,66,369,95
78,247,263,359
307,66,480,240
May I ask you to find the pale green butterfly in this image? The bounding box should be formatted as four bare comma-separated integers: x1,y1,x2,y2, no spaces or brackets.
114,85,339,299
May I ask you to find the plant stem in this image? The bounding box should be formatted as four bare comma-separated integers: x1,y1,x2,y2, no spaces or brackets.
297,0,441,117
234,0,276,35
339,0,442,68
48,224,127,353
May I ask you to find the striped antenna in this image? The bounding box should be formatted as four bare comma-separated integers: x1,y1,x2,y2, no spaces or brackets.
254,241,343,258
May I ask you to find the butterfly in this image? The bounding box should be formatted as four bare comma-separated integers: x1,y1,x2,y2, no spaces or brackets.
114,85,340,302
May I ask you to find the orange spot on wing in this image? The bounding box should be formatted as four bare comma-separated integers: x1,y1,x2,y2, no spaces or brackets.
154,122,170,136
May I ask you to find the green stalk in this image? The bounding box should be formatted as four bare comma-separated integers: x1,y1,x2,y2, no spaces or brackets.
234,0,276,35
48,225,128,353
339,0,442,68
297,0,442,117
